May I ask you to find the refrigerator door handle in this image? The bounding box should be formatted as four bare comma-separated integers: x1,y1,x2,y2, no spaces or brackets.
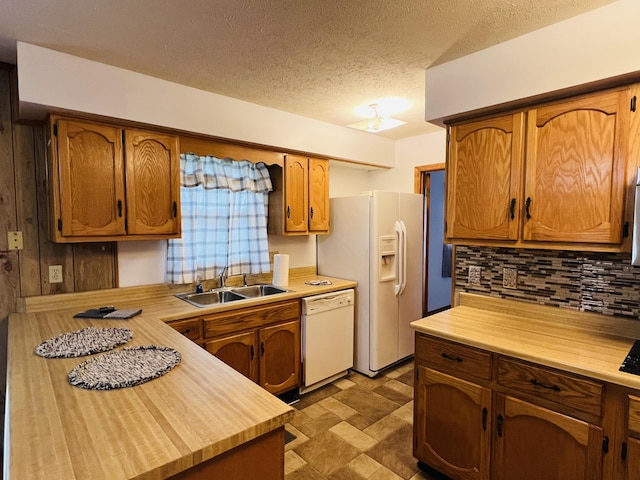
399,220,408,295
394,221,403,295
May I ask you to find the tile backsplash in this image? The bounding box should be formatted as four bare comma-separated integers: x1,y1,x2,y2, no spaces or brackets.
455,246,640,319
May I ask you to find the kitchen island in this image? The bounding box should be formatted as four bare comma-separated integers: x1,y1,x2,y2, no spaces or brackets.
5,272,356,480
411,292,640,480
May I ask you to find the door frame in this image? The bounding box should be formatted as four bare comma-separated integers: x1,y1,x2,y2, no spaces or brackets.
414,163,453,316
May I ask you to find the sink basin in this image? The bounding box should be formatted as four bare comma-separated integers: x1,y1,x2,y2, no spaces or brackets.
230,284,288,298
175,290,245,307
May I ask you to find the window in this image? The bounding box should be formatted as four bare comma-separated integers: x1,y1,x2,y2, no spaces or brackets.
166,154,272,283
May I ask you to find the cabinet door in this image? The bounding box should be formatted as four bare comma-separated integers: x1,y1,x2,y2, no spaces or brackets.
414,366,491,480
259,320,300,395
523,89,630,244
56,119,126,237
284,155,309,233
125,129,181,235
308,158,330,233
447,113,524,241
493,395,603,480
205,331,259,383
626,437,640,480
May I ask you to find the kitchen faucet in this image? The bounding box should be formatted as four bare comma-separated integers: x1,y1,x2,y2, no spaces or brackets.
218,267,228,288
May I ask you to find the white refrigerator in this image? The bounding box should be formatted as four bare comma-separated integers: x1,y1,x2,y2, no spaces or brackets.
317,190,423,377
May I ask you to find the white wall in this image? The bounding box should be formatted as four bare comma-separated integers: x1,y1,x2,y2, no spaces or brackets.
425,0,640,123
17,42,396,168
370,129,446,193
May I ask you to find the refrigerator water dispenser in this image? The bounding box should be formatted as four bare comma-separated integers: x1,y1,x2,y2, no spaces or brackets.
378,235,397,282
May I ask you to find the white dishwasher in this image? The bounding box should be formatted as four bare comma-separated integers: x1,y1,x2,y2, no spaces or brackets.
301,289,355,394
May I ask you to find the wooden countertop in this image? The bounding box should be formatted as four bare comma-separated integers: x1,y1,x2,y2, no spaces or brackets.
6,272,356,480
411,293,640,391
16,269,357,321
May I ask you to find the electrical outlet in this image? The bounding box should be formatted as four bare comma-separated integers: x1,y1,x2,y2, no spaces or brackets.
468,266,482,286
503,268,518,289
49,265,63,284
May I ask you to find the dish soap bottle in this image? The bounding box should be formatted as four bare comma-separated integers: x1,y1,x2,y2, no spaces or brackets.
195,274,203,293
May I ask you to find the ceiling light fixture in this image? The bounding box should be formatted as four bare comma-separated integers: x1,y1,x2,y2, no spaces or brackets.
348,103,407,133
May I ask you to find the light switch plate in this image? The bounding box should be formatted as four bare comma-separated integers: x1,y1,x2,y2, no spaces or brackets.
503,268,518,289
468,266,482,286
8,231,23,250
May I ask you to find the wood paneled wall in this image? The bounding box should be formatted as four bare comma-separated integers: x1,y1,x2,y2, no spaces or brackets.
0,65,118,462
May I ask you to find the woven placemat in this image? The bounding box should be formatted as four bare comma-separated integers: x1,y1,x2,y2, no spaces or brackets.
68,345,181,390
35,327,133,358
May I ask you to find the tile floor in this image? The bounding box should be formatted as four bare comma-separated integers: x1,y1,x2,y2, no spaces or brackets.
284,359,445,480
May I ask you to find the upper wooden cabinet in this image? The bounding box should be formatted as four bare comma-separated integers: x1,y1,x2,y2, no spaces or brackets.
268,154,330,235
447,113,524,241
523,90,629,244
48,116,181,242
446,86,635,251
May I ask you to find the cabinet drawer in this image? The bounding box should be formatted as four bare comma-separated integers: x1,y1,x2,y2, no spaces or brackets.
203,299,301,338
168,318,202,342
629,395,640,435
416,335,492,380
497,357,603,417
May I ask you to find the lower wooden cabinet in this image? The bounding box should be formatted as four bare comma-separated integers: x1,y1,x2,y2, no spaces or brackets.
413,366,491,480
492,395,603,480
169,299,301,396
625,437,640,480
205,320,300,395
414,333,608,480
206,331,258,382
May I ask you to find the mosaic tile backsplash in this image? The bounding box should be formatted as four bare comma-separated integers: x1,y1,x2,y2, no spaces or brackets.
455,246,640,319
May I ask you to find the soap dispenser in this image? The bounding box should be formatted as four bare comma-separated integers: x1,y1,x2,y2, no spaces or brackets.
195,274,203,293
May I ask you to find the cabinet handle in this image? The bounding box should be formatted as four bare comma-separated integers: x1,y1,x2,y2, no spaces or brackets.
173,201,178,218
261,341,265,357
250,345,254,360
509,198,516,220
482,407,488,431
441,352,463,362
287,206,291,218
310,206,314,218
525,197,532,220
496,414,504,437
117,199,123,217
622,441,628,461
530,378,562,392
179,329,191,335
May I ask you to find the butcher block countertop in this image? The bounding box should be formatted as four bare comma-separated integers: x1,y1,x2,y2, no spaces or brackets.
5,270,356,480
411,293,640,391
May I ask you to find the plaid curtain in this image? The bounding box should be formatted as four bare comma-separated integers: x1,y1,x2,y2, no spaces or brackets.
166,154,272,284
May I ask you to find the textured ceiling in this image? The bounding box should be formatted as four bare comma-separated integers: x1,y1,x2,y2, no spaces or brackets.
0,0,616,139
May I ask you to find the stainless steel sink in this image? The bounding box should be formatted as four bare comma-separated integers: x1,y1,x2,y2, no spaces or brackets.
175,289,245,307
230,284,288,298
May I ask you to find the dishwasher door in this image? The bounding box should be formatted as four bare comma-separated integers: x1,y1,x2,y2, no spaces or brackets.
301,289,355,393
